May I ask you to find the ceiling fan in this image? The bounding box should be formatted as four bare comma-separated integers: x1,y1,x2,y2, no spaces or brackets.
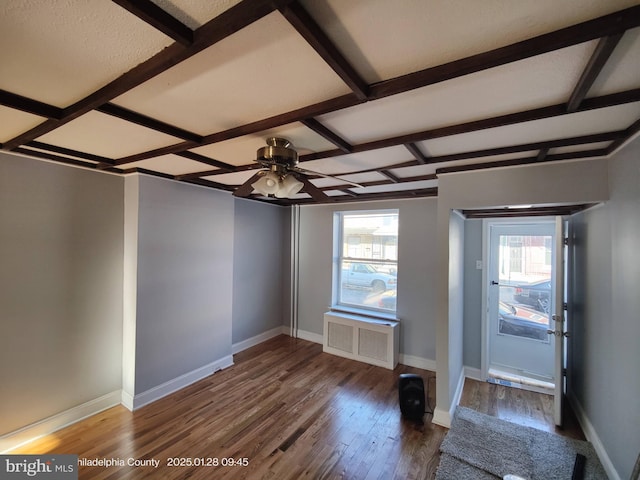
232,137,363,201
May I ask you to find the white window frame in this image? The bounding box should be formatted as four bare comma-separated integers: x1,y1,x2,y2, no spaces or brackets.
332,209,399,316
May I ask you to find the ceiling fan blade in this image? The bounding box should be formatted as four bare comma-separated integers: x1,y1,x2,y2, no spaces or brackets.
300,176,332,202
232,171,263,197
295,167,364,188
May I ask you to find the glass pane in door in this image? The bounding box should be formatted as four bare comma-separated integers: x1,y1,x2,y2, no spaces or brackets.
497,234,552,342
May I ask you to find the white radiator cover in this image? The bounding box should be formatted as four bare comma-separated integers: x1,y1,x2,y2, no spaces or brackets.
323,311,400,369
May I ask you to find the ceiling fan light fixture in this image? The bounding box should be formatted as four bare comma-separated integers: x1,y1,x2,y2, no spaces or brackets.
252,171,280,195
275,173,304,198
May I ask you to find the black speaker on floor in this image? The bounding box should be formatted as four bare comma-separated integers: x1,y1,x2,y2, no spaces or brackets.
398,373,425,422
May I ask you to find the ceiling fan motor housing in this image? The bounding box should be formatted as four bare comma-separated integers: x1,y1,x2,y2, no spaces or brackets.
257,137,298,168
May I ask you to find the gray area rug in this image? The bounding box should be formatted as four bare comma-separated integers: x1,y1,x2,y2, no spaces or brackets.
435,407,607,480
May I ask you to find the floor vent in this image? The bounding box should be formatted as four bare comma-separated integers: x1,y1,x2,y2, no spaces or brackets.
323,311,399,369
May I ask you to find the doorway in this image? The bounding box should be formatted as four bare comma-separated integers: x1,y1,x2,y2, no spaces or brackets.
485,220,557,389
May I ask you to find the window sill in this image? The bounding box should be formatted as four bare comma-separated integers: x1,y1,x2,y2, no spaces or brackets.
329,305,399,323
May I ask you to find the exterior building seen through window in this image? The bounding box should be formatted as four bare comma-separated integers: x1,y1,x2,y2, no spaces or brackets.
335,210,398,314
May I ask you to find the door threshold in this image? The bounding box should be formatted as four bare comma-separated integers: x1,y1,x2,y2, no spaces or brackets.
487,369,554,395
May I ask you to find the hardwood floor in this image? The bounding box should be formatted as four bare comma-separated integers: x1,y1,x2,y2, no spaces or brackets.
12,335,584,479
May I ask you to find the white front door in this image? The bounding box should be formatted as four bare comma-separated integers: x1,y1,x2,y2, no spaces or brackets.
488,221,556,383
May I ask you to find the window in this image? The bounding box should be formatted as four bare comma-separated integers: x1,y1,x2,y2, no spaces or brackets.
334,210,398,314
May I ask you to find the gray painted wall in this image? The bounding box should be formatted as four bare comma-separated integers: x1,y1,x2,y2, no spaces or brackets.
297,198,439,361
134,175,234,394
570,138,640,479
232,198,288,344
0,152,124,436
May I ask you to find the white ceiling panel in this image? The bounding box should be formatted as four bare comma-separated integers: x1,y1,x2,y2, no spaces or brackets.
151,0,243,29
589,27,640,97
37,111,182,159
122,155,214,175
192,123,338,166
0,1,172,107
317,43,597,144
300,146,413,175
0,107,44,143
420,103,640,156
113,12,352,135
301,0,639,83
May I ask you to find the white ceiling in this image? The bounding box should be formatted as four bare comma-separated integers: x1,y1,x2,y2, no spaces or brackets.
1,0,639,204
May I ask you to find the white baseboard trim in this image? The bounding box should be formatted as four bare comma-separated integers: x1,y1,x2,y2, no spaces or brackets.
399,354,437,372
432,406,451,428
232,326,287,354
567,392,620,480
0,390,121,453
129,355,234,411
294,328,324,345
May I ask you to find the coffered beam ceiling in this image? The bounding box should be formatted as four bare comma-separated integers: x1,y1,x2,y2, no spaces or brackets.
1,1,639,205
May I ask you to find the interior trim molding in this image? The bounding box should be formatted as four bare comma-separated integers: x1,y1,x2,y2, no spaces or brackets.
567,392,621,480
0,390,121,454
128,356,234,411
232,327,287,354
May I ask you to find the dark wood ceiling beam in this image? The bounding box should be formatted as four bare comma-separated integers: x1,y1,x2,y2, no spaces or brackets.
2,0,294,151
111,0,194,46
202,129,621,181
404,143,428,164
606,117,640,154
13,147,107,170
25,141,116,165
301,176,333,202
97,103,203,142
300,118,353,153
202,93,363,144
114,93,363,165
232,172,263,198
379,170,400,183
339,187,438,202
369,5,640,100
180,177,236,192
364,89,640,152
462,204,594,219
536,148,549,162
295,89,640,162
120,166,175,180
423,131,620,164
436,148,609,174
111,140,198,166
339,189,359,197
279,2,369,100
175,151,236,172
567,33,624,113
0,90,64,119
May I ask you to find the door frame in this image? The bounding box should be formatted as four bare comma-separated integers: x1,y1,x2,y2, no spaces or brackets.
480,216,559,383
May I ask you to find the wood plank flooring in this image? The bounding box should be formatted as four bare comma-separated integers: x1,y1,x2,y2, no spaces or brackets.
12,335,584,479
